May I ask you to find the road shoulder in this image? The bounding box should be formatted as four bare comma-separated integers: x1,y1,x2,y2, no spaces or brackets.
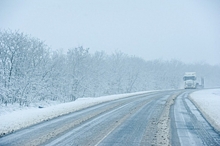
0,91,152,137
189,89,220,133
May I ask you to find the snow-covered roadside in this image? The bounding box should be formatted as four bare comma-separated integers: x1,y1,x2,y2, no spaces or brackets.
190,89,220,132
0,91,153,136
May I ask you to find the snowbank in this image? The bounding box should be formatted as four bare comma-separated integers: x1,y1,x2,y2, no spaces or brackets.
190,89,220,132
0,91,151,136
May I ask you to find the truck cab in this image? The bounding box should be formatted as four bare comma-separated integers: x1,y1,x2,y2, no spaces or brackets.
183,72,197,89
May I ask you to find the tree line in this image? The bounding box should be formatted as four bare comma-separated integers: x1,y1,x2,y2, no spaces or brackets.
0,30,220,106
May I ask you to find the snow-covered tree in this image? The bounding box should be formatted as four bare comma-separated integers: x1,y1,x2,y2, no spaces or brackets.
1,30,220,106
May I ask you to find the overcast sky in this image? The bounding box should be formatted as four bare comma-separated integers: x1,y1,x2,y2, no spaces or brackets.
0,0,220,65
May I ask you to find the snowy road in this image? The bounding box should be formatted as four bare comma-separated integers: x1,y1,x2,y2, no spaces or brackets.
0,90,220,146
171,90,220,146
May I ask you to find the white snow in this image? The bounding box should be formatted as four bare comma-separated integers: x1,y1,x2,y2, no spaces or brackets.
1,89,220,137
190,89,220,132
0,91,152,136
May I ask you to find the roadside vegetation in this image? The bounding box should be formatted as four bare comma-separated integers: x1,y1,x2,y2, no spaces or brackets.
1,30,220,106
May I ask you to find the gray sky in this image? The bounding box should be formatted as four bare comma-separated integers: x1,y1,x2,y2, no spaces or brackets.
0,0,220,65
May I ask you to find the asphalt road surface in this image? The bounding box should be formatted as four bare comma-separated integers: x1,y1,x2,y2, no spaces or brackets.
0,90,220,146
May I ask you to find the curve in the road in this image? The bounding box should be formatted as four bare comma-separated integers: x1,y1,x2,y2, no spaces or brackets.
2,90,219,146
0,91,168,146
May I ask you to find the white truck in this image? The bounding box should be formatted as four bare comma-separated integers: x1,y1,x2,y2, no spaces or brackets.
183,72,197,89
183,72,204,89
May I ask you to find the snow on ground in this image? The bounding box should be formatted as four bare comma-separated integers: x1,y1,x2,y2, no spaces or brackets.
1,89,219,137
190,89,220,132
0,91,152,136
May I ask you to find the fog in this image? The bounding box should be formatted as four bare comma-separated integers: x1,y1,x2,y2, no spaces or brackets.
1,0,220,65
1,1,220,106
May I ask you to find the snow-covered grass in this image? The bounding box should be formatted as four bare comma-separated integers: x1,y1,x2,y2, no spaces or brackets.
0,91,152,136
190,89,220,132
